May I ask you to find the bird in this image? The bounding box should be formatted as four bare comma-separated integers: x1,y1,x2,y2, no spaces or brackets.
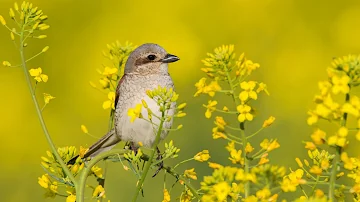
68,43,179,165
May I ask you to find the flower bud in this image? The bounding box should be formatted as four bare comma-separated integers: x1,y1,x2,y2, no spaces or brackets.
0,15,6,25
42,46,49,53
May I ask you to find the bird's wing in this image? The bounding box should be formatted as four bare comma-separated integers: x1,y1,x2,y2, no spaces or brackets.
115,74,127,109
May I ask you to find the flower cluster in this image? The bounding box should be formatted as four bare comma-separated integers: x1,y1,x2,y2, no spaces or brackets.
39,146,107,201
127,86,186,126
1,1,55,110
90,41,136,111
292,55,360,201
195,45,279,201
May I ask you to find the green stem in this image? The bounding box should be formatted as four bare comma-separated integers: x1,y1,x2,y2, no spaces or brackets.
310,175,320,196
19,25,76,186
132,113,165,202
77,149,127,202
173,158,194,169
328,93,349,200
246,127,264,139
140,155,200,200
225,69,250,197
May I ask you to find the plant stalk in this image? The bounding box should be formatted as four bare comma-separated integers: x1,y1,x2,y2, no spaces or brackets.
328,93,350,200
19,25,77,186
132,112,165,202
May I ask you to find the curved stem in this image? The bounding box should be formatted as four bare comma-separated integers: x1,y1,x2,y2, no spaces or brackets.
140,155,200,200
173,158,194,169
19,25,76,186
132,114,165,202
246,127,264,140
77,149,127,202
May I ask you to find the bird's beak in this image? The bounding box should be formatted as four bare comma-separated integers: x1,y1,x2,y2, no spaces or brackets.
161,53,179,63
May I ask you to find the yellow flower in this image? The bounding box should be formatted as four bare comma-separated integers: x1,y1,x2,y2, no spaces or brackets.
79,146,89,158
204,100,217,118
213,182,231,201
245,143,254,153
102,66,118,78
194,77,206,97
314,104,331,118
331,75,350,94
243,195,258,202
304,142,316,150
318,81,332,96
212,127,227,139
281,178,296,192
103,92,116,109
258,157,269,165
256,82,269,95
295,158,303,168
162,189,170,202
314,189,324,198
194,78,221,97
262,116,275,128
208,162,222,169
307,111,318,125
237,104,253,122
229,148,242,164
194,150,210,162
338,127,348,137
214,116,226,130
204,80,221,97
99,78,110,88
91,165,103,178
320,159,329,170
93,185,106,198
2,60,11,67
289,169,304,183
43,93,55,104
342,96,360,117
311,129,326,145
184,168,197,180
309,165,322,175
66,194,76,202
80,125,88,134
267,139,280,152
38,174,50,189
29,67,48,82
239,81,257,101
0,15,6,25
256,188,271,199
127,104,142,122
341,152,355,170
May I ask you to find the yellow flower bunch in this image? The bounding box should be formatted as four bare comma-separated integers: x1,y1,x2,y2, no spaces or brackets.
294,55,360,201
1,1,55,111
89,41,136,111
195,45,279,201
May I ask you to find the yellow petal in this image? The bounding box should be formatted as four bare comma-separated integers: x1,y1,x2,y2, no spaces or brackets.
102,100,111,109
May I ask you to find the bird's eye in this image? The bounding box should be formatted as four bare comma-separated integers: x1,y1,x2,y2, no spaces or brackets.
147,54,156,61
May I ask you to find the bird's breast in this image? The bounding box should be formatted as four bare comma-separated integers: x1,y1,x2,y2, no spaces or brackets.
114,74,175,147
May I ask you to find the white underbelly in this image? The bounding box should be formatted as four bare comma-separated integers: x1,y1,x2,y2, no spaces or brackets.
116,96,173,147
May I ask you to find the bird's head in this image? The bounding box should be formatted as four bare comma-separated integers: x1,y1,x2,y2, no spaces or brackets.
124,43,179,75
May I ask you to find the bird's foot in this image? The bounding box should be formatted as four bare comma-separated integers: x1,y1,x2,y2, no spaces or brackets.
152,147,163,177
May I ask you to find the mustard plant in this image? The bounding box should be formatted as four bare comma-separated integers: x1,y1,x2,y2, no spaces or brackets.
194,45,280,201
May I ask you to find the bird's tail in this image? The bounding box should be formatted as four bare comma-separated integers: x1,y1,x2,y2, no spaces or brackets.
67,128,121,165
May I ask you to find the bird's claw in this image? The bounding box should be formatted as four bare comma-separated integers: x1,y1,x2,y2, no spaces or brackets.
152,147,163,177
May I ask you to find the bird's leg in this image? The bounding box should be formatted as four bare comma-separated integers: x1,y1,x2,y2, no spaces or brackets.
129,142,139,155
152,147,163,177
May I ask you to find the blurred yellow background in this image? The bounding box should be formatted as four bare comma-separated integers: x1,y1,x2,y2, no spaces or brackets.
1,0,360,201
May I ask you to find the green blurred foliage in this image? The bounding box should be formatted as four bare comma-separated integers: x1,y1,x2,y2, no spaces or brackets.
1,0,360,201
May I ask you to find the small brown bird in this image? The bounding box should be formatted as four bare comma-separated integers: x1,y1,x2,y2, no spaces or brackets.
69,43,179,164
